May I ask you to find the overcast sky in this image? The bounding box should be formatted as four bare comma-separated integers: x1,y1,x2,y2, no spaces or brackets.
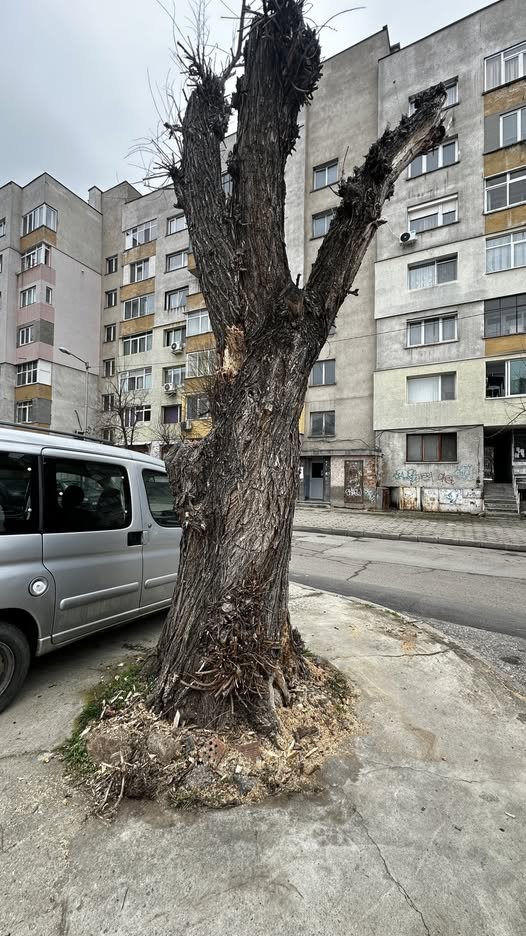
1,0,492,198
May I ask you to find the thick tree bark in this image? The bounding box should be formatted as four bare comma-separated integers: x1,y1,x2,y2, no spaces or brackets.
149,0,446,731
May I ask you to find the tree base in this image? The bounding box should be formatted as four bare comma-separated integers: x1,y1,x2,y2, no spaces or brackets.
65,655,359,816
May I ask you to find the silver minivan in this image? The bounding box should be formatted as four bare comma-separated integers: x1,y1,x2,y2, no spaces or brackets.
0,427,181,711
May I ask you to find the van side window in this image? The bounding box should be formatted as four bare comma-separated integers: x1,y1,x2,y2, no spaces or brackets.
43,458,131,533
142,469,180,527
0,452,39,535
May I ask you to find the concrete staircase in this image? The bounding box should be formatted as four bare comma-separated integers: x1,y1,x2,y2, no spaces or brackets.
484,482,520,519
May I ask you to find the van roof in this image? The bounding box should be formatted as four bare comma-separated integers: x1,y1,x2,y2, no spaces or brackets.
0,426,166,468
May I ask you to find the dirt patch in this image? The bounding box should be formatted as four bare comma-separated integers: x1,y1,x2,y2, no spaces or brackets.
62,657,359,816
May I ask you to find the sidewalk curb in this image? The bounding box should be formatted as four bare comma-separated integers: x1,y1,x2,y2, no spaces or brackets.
293,524,526,553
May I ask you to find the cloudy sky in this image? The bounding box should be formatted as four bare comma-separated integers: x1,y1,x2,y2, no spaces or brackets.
1,0,492,198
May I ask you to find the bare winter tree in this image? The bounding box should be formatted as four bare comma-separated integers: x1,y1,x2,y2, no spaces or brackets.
148,0,446,732
94,376,150,449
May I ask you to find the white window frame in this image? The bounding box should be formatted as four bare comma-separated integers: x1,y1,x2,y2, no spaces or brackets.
102,393,114,413
21,243,50,271
163,365,185,386
165,287,188,312
20,286,37,307
166,250,188,273
408,139,458,178
16,400,33,424
408,196,458,233
313,160,338,190
124,404,152,427
122,331,153,356
164,326,186,347
123,293,154,320
0,218,5,237
499,107,526,148
120,366,152,392
103,358,115,378
485,42,526,91
221,172,233,195
129,258,151,283
167,215,187,235
486,358,526,398
45,286,53,304
407,373,456,403
104,323,116,343
186,393,210,420
105,289,117,308
312,209,336,238
17,324,34,347
106,255,118,274
186,349,216,378
485,166,526,212
486,229,526,272
22,204,57,235
407,314,457,347
124,219,157,250
187,309,211,336
408,255,458,290
16,360,38,386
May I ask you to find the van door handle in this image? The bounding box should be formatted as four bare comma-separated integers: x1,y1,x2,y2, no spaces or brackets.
127,531,143,546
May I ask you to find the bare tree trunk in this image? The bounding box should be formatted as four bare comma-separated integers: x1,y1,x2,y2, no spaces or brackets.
148,0,446,732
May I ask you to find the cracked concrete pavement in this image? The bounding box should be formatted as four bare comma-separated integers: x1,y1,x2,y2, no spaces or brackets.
1,585,525,936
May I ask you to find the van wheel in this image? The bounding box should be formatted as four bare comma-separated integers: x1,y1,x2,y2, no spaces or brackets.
0,623,31,713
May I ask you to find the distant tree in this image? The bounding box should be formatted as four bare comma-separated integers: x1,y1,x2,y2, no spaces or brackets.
94,376,150,449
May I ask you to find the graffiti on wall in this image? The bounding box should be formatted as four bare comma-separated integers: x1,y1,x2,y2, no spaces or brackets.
394,464,476,485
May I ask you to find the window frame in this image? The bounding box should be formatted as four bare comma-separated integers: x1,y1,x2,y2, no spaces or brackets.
484,294,526,337
165,250,188,273
124,219,157,251
311,209,336,239
309,410,336,437
486,358,526,398
122,331,153,356
485,166,526,212
407,314,457,347
21,243,50,271
104,323,116,343
119,366,152,392
129,258,151,284
186,309,211,336
313,160,338,191
162,404,182,425
105,288,117,308
486,229,526,272
499,107,526,148
102,393,115,413
165,287,188,312
408,255,458,290
16,360,38,386
186,393,210,420
310,359,336,386
408,196,458,233
106,255,118,274
167,215,187,235
164,326,186,347
22,204,57,236
408,139,458,178
407,372,456,403
123,293,154,320
103,358,115,378
186,349,216,378
124,404,152,426
221,172,233,196
0,218,5,237
17,324,35,347
484,42,526,91
20,286,37,308
163,365,185,386
15,400,33,424
406,432,457,463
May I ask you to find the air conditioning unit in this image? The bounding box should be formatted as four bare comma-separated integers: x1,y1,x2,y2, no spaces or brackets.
181,420,193,431
163,382,178,394
400,230,417,245
171,341,182,353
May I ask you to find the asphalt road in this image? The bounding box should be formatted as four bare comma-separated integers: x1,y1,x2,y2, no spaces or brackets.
290,531,526,690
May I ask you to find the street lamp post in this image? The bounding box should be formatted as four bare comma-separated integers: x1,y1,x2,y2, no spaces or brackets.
59,347,90,435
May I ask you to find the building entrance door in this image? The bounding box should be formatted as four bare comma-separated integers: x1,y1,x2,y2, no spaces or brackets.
309,461,325,500
344,459,364,505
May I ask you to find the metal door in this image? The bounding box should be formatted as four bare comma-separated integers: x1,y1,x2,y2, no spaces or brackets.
41,450,143,645
139,468,181,611
344,459,364,505
309,461,325,500
484,447,495,481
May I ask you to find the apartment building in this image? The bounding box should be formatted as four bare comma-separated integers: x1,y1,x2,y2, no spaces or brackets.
0,174,102,433
374,0,526,514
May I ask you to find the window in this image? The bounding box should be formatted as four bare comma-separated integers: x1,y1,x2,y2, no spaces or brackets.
500,107,526,147
45,286,53,304
16,400,33,424
165,287,187,312
129,258,151,283
408,196,458,233
408,255,457,289
406,433,457,462
0,452,39,535
186,393,210,419
408,139,457,178
163,366,185,386
312,209,336,238
187,309,211,336
142,469,180,527
310,411,335,437
22,204,57,235
407,373,456,403
164,326,186,347
17,325,34,347
186,349,216,377
485,42,526,91
0,218,5,237
407,314,457,346
102,393,114,412
221,172,233,195
162,404,182,424
106,255,118,274
16,361,38,386
120,366,152,392
101,428,114,443
409,79,458,114
21,243,50,270
20,286,37,307
166,250,188,272
103,358,115,378
104,323,116,343
124,219,157,250
486,358,526,397
310,359,335,386
313,160,338,190
122,331,152,356
123,293,154,320
105,289,117,308
486,229,526,272
167,215,187,235
0,255,2,274
485,167,526,212
484,294,526,337
43,457,131,533
124,405,151,427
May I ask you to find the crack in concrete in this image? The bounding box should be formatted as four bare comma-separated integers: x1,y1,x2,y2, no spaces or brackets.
354,807,431,936
364,649,451,659
346,560,372,582
362,761,482,784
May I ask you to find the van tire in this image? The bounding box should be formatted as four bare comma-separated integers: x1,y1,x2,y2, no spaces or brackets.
0,623,31,713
